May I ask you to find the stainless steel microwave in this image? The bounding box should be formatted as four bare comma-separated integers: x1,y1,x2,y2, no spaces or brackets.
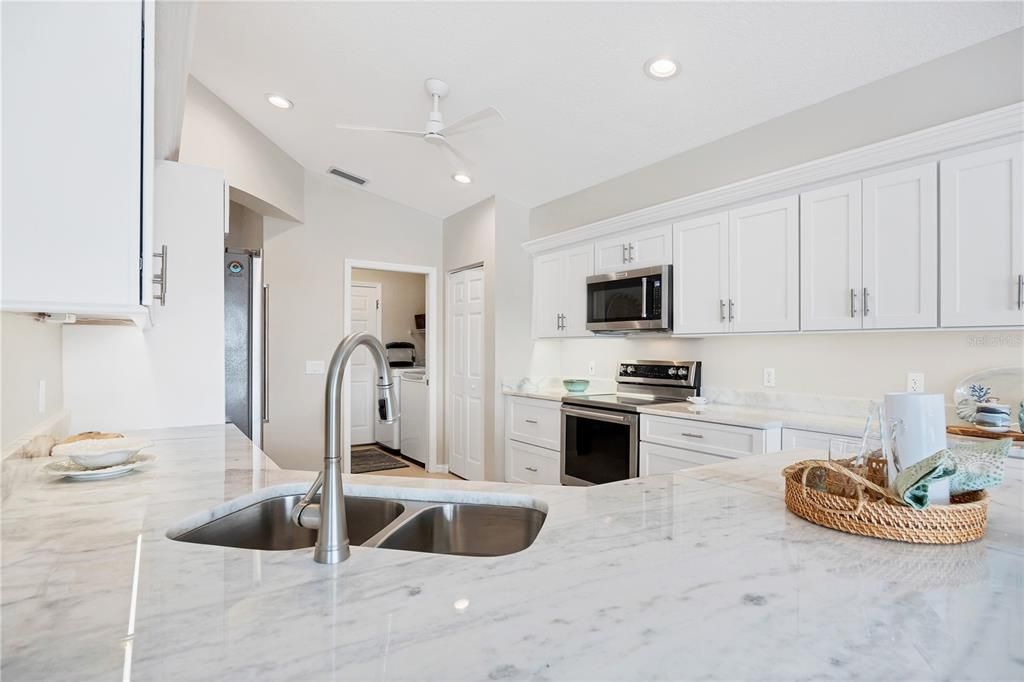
586,265,672,332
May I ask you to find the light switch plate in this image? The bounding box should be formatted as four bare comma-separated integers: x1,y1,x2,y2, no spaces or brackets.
37,380,46,414
587,361,596,376
305,360,325,375
763,368,776,388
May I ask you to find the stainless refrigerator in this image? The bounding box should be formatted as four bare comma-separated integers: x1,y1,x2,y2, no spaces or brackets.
225,249,266,447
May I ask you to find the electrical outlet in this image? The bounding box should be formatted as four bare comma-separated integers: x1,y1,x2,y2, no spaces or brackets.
305,360,325,375
37,380,46,414
587,361,596,376
763,368,776,388
906,372,925,393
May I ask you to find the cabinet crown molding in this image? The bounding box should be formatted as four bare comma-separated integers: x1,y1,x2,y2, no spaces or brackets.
524,102,1024,255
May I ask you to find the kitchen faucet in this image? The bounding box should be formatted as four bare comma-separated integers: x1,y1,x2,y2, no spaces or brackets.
291,332,397,564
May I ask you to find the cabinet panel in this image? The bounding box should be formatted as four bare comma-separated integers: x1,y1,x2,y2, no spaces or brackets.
639,441,731,476
1,1,145,309
532,252,563,338
781,428,847,456
729,196,800,333
800,182,863,331
673,212,729,334
629,224,673,269
506,439,560,485
594,236,630,273
641,414,770,458
940,143,1024,327
506,397,562,451
562,244,595,337
862,163,938,329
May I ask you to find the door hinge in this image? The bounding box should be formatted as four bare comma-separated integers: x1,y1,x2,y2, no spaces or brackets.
139,257,144,271
376,299,380,310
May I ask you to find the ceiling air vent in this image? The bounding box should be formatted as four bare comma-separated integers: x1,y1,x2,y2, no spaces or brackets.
327,166,368,185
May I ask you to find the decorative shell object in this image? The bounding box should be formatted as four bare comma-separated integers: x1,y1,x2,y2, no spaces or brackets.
953,367,1024,425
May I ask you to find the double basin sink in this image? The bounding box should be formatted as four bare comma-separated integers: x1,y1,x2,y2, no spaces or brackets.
170,492,546,558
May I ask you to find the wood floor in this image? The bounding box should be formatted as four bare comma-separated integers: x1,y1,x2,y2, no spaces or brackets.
356,449,461,480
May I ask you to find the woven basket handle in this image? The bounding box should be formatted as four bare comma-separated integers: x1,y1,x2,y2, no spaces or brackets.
791,460,905,517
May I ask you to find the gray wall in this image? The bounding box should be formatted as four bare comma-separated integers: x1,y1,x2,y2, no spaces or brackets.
531,28,1024,238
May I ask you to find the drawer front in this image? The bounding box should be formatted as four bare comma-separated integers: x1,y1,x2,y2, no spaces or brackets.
506,397,561,450
506,439,560,485
641,414,767,458
640,441,731,476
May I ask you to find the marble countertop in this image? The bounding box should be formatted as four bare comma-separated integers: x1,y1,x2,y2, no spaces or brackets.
502,387,612,402
638,402,871,436
4,425,1022,680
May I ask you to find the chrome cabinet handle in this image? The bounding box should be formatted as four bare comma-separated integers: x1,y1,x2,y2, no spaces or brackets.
524,466,538,473
152,245,168,306
680,432,705,439
728,299,735,322
850,288,858,318
629,243,635,262
719,299,726,322
263,284,270,423
621,244,628,263
863,287,870,316
1018,274,1023,311
524,419,538,424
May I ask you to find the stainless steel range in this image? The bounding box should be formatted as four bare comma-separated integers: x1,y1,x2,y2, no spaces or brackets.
560,360,701,486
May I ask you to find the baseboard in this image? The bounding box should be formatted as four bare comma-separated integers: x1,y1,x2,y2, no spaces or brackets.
428,463,449,474
2,410,70,460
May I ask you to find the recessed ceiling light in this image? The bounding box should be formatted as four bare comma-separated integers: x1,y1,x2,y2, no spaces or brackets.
266,93,293,109
452,173,472,184
644,57,678,80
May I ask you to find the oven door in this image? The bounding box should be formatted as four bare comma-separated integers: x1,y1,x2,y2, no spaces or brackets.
586,265,671,332
560,405,639,486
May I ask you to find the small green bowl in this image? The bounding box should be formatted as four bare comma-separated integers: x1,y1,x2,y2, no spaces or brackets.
562,379,590,394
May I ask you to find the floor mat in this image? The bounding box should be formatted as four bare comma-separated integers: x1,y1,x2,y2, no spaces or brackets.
351,445,411,474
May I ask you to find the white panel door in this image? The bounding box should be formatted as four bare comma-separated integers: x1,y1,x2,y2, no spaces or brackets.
349,283,380,445
940,143,1024,327
532,252,564,338
729,195,800,333
447,268,485,480
628,224,674,269
862,163,938,329
1,1,144,309
673,212,729,334
561,244,595,337
800,182,863,331
593,235,631,274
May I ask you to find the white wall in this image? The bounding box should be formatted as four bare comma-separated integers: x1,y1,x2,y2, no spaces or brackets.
352,268,427,362
0,313,64,451
263,172,442,470
62,162,226,433
531,28,1024,238
180,77,305,222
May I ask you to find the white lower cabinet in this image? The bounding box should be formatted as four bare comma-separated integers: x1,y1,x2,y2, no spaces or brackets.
638,414,782,476
780,428,851,455
504,396,561,485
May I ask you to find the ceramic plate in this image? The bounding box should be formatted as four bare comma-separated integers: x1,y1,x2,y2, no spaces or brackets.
44,453,155,481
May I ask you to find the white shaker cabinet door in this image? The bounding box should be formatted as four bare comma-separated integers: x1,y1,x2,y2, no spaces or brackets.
862,163,938,329
940,143,1024,327
673,212,730,334
800,182,863,331
594,235,631,274
627,224,673,269
729,195,800,333
561,244,595,337
532,252,564,338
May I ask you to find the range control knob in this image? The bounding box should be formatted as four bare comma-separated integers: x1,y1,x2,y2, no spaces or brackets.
668,367,677,376
624,365,635,374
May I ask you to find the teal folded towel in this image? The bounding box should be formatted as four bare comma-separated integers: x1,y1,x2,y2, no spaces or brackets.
947,438,1012,495
893,452,957,510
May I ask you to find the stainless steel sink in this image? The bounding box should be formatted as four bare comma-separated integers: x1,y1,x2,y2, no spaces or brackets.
171,495,405,550
170,493,546,557
374,504,546,557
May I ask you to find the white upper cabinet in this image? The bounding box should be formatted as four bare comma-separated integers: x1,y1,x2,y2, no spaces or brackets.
940,142,1024,327
532,244,594,338
729,195,800,333
1,1,153,316
673,212,729,334
594,224,672,273
800,182,863,331
862,163,938,329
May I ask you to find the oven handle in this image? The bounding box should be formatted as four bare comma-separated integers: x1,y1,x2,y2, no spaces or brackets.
561,406,637,424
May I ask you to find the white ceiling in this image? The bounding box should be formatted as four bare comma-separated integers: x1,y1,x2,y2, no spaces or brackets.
190,2,1022,218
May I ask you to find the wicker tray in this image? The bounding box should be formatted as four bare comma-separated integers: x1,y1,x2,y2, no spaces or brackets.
782,457,988,545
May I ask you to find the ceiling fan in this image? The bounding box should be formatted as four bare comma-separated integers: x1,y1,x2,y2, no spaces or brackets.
335,78,503,176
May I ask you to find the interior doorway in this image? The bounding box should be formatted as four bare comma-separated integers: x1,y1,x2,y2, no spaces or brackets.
348,281,382,445
446,265,485,480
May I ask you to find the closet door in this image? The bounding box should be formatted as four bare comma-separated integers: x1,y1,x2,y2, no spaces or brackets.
800,182,863,331
862,163,938,329
940,143,1024,327
729,196,800,333
672,212,729,334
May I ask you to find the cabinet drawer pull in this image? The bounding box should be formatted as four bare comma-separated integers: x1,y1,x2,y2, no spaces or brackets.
524,466,538,473
849,288,857,318
524,419,538,424
680,432,704,439
719,299,726,322
621,243,628,263
727,299,735,322
863,287,870,316
1018,274,1023,311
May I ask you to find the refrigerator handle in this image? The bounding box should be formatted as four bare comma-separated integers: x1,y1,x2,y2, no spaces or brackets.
263,283,270,423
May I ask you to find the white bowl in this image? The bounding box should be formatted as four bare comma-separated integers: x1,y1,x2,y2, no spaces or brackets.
51,437,152,469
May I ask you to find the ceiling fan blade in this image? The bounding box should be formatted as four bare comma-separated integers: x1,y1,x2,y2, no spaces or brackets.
335,123,424,137
439,106,504,137
437,138,475,172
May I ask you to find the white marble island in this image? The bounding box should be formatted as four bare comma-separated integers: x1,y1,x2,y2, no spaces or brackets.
3,425,1022,680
